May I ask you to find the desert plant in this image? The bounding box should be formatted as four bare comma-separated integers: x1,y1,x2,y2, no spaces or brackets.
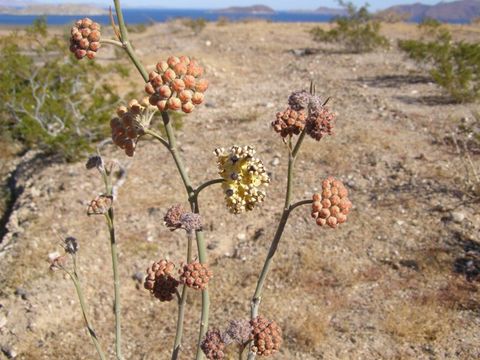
0,18,128,161
50,1,353,359
398,24,480,102
310,1,388,53
183,17,208,35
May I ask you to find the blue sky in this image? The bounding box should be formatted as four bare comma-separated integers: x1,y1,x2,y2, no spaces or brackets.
38,1,454,11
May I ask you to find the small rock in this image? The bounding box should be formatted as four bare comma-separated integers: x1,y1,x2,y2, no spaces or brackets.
236,233,246,241
207,242,217,250
1,346,17,359
0,314,7,329
132,272,144,283
271,158,280,167
451,211,465,224
48,251,61,262
14,288,29,301
205,40,212,47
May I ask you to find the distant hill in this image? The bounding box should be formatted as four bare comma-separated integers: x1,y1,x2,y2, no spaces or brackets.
315,6,348,16
215,5,275,14
382,0,480,23
0,3,108,15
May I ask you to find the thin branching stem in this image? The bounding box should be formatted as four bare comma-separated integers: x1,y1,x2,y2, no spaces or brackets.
100,38,124,48
110,3,210,356
194,179,224,199
64,262,106,360
248,128,308,360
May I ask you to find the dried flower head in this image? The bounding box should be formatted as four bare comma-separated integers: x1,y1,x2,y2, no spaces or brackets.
85,155,104,171
179,212,203,232
164,204,186,230
87,195,113,216
144,260,179,302
215,146,270,214
224,319,252,346
272,107,306,137
201,329,226,360
179,261,212,290
69,18,101,60
305,99,335,141
50,255,68,271
111,98,157,157
311,177,352,228
146,56,208,113
288,90,312,111
64,236,78,255
250,316,282,357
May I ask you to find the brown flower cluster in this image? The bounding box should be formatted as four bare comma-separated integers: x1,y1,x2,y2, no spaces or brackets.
272,89,336,142
87,195,113,216
250,316,283,357
164,204,203,232
110,98,155,157
201,329,226,360
144,260,179,302
145,56,208,113
311,177,352,228
179,261,213,290
305,105,335,141
69,18,101,60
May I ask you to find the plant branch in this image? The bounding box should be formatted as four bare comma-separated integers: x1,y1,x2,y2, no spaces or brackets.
248,129,308,359
112,0,149,82
100,38,124,48
194,179,224,199
65,264,106,360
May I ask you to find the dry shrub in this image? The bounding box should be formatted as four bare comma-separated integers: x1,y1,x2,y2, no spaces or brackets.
286,312,330,352
436,276,479,312
384,300,456,343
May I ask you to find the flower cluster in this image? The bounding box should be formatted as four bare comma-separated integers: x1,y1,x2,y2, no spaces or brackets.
144,260,179,302
201,329,226,360
110,98,156,157
311,177,352,228
272,90,335,142
215,146,270,214
69,18,101,60
272,107,306,137
87,195,113,216
179,261,213,290
145,56,208,113
164,204,202,232
305,104,335,141
250,316,283,357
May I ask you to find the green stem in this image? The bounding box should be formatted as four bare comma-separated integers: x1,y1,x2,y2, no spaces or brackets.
100,38,124,48
105,210,123,360
247,131,307,360
113,0,149,82
161,112,210,360
66,264,106,360
194,179,224,199
172,232,193,360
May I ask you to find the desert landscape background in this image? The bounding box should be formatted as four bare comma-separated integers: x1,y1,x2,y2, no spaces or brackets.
0,14,479,360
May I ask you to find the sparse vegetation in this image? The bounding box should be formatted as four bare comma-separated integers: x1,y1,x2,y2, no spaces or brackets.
398,21,480,102
182,17,207,35
310,1,388,53
0,19,127,161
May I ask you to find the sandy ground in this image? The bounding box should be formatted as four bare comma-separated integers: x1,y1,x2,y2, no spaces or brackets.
0,20,479,359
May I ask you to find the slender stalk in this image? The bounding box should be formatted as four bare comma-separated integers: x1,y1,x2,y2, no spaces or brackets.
172,233,193,360
100,38,124,48
66,262,106,360
290,199,313,212
247,130,308,360
113,0,149,82
110,3,211,356
194,179,224,199
105,210,123,360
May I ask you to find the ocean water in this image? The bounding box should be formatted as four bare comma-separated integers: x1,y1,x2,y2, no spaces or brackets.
0,8,335,25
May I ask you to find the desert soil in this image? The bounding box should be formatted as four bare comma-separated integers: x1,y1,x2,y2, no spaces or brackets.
0,20,479,359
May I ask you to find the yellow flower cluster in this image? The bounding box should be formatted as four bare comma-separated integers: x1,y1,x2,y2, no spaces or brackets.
215,146,270,214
